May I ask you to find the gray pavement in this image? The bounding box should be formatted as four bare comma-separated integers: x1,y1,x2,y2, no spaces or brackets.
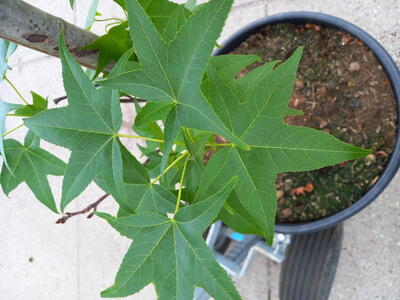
0,0,399,299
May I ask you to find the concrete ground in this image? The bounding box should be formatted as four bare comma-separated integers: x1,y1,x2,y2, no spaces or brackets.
0,0,399,299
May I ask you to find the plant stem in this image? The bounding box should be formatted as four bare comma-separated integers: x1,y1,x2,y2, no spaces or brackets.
55,194,109,224
117,132,233,148
175,154,190,214
94,17,124,22
116,133,164,143
105,21,122,32
211,142,235,147
150,151,189,185
2,123,24,136
4,76,29,105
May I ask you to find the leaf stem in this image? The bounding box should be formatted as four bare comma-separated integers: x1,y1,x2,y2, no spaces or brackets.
94,17,124,22
211,142,235,147
150,151,189,185
2,123,24,137
105,21,123,32
175,154,190,214
117,133,164,143
4,76,29,105
117,132,233,148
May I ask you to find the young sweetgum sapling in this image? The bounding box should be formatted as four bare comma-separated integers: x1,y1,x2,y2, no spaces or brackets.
0,0,370,299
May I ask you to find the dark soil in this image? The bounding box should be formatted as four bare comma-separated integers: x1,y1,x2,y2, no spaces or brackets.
230,23,397,223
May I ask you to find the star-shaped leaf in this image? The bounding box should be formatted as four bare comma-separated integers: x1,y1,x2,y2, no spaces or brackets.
99,0,248,171
1,131,66,212
24,33,125,211
197,48,370,243
96,177,240,300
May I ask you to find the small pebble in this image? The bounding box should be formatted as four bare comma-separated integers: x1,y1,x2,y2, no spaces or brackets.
284,179,293,191
282,208,292,217
349,61,361,71
320,120,328,129
276,190,284,198
295,80,304,90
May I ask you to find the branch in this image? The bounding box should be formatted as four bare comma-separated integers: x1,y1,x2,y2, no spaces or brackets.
53,94,147,105
0,0,112,71
55,194,109,224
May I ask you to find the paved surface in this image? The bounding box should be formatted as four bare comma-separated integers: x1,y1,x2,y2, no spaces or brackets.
0,0,399,299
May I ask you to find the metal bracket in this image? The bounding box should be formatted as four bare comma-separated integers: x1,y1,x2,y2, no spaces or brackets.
216,232,291,277
194,223,291,299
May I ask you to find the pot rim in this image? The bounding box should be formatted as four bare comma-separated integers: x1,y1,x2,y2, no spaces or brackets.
214,11,400,234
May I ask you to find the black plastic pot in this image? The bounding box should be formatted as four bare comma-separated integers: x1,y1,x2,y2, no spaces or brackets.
214,12,400,234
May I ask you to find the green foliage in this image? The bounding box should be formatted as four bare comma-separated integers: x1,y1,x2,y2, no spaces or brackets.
96,177,239,299
24,33,126,212
197,49,370,243
0,39,17,80
1,0,371,299
99,0,248,172
82,22,132,78
96,143,176,213
14,92,48,117
1,131,66,212
134,102,173,127
0,100,23,169
87,0,193,76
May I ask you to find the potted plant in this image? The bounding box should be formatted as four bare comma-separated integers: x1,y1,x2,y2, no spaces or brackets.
215,12,400,235
213,12,400,300
1,1,395,299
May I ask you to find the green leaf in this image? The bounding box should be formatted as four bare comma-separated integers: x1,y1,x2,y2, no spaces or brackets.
69,0,75,9
138,0,192,43
0,100,23,169
88,0,193,76
96,177,240,300
99,0,248,171
198,48,370,244
1,131,66,213
24,33,125,212
132,102,165,156
96,143,175,214
14,92,48,117
82,22,133,78
84,0,100,30
0,39,17,80
219,193,264,236
135,102,173,127
183,131,210,199
285,107,304,116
